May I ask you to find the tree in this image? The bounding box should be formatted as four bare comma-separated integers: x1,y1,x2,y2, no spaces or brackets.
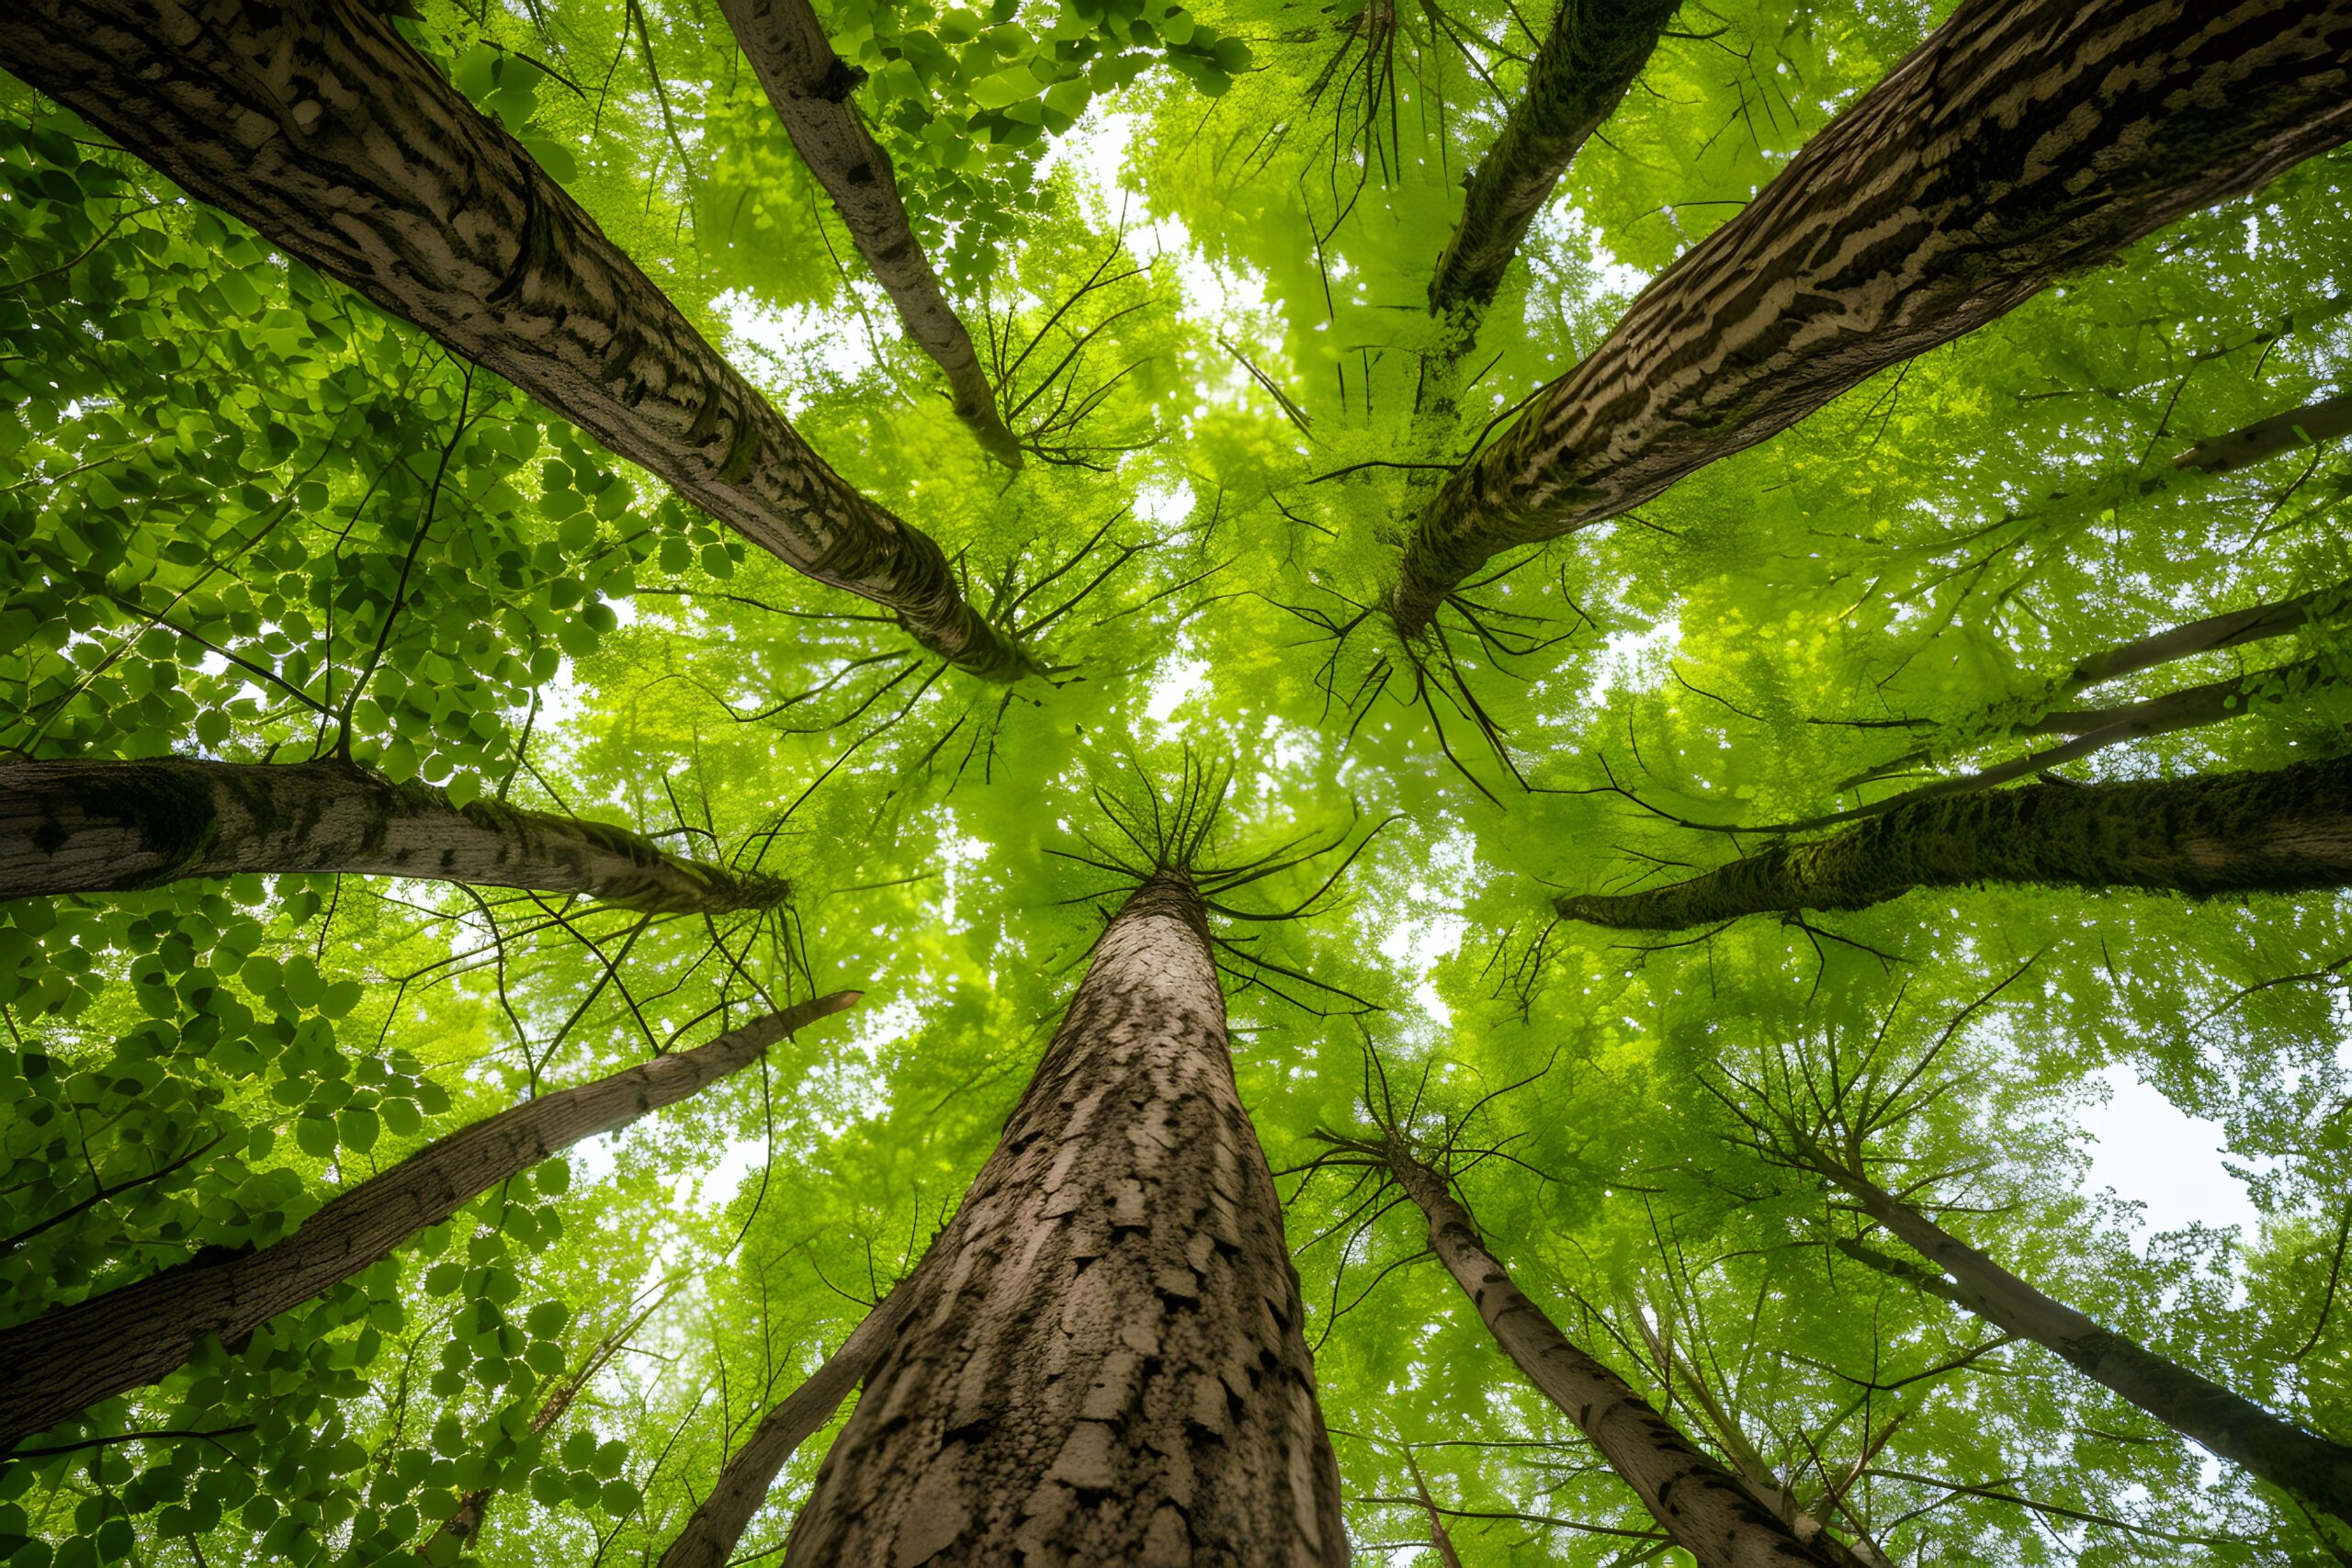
3,0,2349,1562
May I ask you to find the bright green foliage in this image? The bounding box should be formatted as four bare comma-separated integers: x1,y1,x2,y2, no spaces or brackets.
3,0,2349,1564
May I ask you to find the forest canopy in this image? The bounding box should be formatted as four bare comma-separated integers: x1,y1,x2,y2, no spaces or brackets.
2,0,2350,1564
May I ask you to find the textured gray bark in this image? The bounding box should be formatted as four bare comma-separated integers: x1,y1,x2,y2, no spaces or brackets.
1382,1142,1862,1567
0,0,1028,678
1391,0,2352,635
658,1281,911,1568
1426,0,1680,322
718,0,1022,468
782,874,1350,1567
2065,582,2348,690
0,756,786,910
1555,753,2352,931
1817,1150,2352,1522
2173,389,2352,473
0,993,859,1451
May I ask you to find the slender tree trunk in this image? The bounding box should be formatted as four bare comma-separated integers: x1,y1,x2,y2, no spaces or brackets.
2068,581,2349,691
1555,753,2352,931
718,0,1022,469
1812,1145,2352,1521
780,874,1350,1566
1425,0,1679,326
1403,1451,1466,1568
0,0,1029,678
658,1279,911,1568
1379,1140,1862,1567
0,992,860,1451
427,1287,671,1551
1390,0,2352,636
2174,389,2352,474
0,756,786,910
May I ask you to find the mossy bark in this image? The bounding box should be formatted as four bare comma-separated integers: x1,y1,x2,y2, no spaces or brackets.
0,756,787,912
1818,1150,2352,1523
1425,0,1679,326
780,874,1349,1567
0,994,860,1451
1382,1141,1865,1567
1391,0,2352,636
1555,753,2352,931
0,0,1029,677
718,0,1022,468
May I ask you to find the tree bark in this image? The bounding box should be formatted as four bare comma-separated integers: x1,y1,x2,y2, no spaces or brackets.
2065,581,2349,691
1555,752,2352,931
2173,389,2352,474
0,992,860,1451
658,1280,911,1568
718,0,1023,469
1390,0,2352,636
0,755,787,910
1425,0,1680,324
0,0,1030,678
1381,1141,1862,1566
780,874,1350,1566
1813,1146,2352,1522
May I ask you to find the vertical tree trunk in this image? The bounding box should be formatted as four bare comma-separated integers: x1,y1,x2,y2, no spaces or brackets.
1379,1140,1863,1566
0,0,1029,677
781,874,1350,1566
0,993,860,1451
1552,753,2352,931
1425,0,1680,326
718,0,1023,468
0,756,788,910
1813,1148,2352,1522
658,1280,912,1568
1391,0,2352,636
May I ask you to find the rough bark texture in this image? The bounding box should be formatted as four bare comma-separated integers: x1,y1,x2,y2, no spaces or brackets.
1384,1143,1860,1567
659,1281,912,1568
1555,752,2352,931
0,756,787,909
1391,0,2352,635
0,0,1029,678
718,0,1022,468
1821,1152,2352,1522
2173,389,2352,473
782,874,1349,1567
0,993,859,1451
1425,0,1680,321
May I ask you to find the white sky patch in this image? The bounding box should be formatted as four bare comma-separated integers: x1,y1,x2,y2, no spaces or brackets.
714,286,885,412
2078,1064,2257,1240
1144,641,1209,726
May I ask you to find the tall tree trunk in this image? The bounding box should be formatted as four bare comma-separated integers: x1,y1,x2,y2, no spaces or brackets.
780,874,1350,1566
1390,0,2352,636
0,0,1030,678
718,0,1023,469
1555,753,2352,931
1425,0,1679,327
1808,1143,2352,1522
2066,581,2349,692
1403,1451,1466,1568
1379,1139,1863,1567
0,756,786,910
0,993,860,1451
658,1279,911,1568
2174,389,2352,474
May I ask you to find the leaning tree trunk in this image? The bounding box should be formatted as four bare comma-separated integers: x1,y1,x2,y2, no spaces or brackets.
1390,0,2352,635
1555,753,2352,931
0,756,786,910
1814,1146,2352,1522
780,874,1350,1566
2174,389,2352,474
1425,0,1679,327
0,0,1028,678
1381,1140,1862,1567
718,0,1023,469
658,1280,912,1568
0,993,860,1450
